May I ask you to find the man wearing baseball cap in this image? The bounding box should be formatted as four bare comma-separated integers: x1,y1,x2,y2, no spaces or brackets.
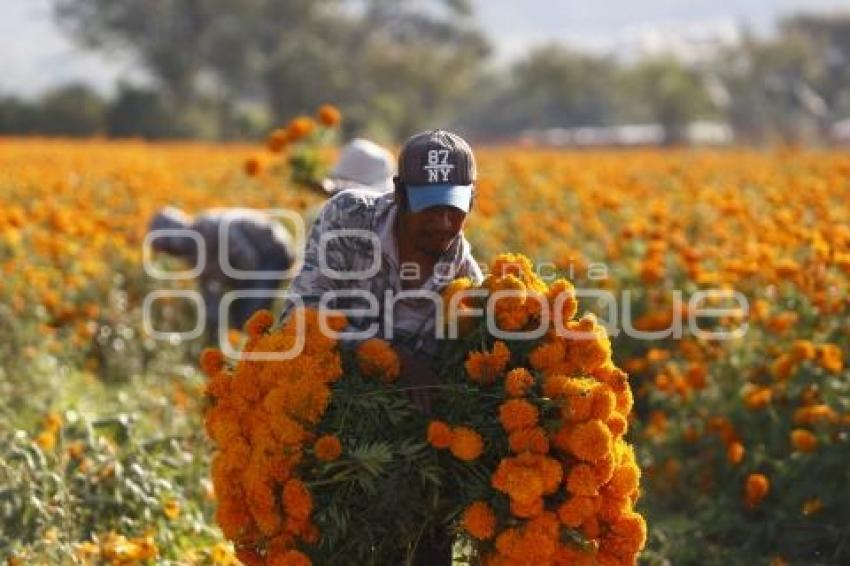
282,128,482,349
280,129,482,563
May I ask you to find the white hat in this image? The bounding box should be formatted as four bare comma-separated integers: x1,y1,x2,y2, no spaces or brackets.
322,138,394,194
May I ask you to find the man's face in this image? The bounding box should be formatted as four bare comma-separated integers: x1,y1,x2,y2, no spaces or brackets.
405,204,468,257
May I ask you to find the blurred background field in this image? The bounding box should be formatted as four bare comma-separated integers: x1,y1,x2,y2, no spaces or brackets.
2,0,850,564
2,139,849,564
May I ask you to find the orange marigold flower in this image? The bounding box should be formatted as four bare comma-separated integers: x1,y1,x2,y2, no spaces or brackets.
561,378,596,421
427,421,454,449
608,463,640,498
816,343,843,374
43,412,62,434
489,253,545,291
542,374,570,399
36,430,56,452
314,434,342,461
217,502,254,542
462,501,497,540
566,463,601,496
770,354,796,381
316,104,341,127
266,128,289,153
200,347,226,376
790,428,817,453
508,427,549,454
511,497,544,519
567,419,613,462
794,404,838,425
282,479,313,522
442,277,478,335
606,413,628,437
557,496,597,528
244,157,261,176
593,454,616,485
610,512,647,552
319,310,348,332
615,385,634,415
505,367,535,397
442,276,474,299
548,278,578,324
790,340,816,362
465,341,511,385
529,340,566,373
766,311,797,334
774,258,799,278
743,385,772,410
205,405,242,445
562,315,613,373
538,456,564,494
204,372,230,399
580,514,601,539
685,363,708,390
287,116,316,142
490,274,533,331
227,329,243,349
589,385,616,421
727,441,745,464
492,458,545,504
744,473,769,509
598,494,630,524
450,426,484,461
499,399,539,432
356,338,400,383
244,309,274,337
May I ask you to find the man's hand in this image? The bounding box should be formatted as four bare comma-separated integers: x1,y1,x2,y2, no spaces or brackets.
394,347,440,415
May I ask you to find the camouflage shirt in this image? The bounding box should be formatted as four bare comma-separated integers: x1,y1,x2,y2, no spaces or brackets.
281,189,483,356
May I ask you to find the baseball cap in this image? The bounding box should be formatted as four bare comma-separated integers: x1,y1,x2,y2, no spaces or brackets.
397,129,476,213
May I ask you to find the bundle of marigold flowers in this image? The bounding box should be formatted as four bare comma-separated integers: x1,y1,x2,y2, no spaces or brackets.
430,253,647,565
247,104,341,184
202,309,446,564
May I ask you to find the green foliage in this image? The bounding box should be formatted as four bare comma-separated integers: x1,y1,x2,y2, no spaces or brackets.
623,269,850,563
0,407,221,562
307,358,444,563
0,84,106,137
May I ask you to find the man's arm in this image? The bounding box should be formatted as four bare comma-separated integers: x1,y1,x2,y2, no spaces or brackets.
278,192,372,324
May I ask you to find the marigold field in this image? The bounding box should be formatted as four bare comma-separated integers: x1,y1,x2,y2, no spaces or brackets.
1,137,849,565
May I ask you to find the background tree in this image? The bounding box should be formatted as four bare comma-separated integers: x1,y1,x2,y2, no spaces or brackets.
50,0,488,140
623,57,718,144
459,44,620,137
0,3,833,142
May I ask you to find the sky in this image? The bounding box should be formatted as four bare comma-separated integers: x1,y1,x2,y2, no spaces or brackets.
2,0,849,98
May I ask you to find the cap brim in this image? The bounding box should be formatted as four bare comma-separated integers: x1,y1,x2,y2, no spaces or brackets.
406,183,472,213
